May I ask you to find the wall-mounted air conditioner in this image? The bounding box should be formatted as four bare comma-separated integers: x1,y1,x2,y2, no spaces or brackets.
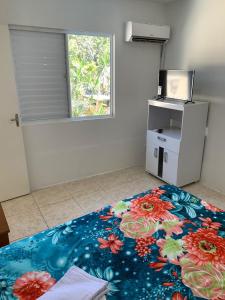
125,21,170,43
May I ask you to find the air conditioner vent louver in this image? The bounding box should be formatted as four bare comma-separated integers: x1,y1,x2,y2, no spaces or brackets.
132,36,167,43
126,21,170,44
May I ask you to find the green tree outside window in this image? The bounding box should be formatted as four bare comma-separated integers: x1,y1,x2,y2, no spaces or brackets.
68,34,111,117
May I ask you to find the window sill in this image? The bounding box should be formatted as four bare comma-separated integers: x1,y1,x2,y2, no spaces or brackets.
21,114,115,126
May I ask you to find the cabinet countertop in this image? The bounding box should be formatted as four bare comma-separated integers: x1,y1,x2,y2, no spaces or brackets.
148,99,208,111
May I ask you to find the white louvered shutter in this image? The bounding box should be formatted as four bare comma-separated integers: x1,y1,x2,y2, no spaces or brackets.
10,30,69,122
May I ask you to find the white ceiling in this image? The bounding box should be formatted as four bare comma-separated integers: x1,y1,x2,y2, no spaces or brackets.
151,0,177,3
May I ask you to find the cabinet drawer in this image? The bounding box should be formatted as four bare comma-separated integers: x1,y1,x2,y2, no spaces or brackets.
147,130,180,153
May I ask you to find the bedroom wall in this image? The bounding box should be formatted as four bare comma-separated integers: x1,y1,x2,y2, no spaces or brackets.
1,0,166,190
164,0,225,194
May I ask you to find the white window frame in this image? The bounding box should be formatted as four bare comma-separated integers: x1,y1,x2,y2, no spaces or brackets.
9,25,115,124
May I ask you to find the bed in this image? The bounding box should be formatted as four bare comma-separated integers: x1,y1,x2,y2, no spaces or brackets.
0,185,225,300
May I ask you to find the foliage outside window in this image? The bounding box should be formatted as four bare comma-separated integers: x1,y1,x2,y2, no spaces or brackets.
67,34,112,118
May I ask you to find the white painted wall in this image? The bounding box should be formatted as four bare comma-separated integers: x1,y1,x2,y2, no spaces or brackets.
1,0,166,190
165,0,225,194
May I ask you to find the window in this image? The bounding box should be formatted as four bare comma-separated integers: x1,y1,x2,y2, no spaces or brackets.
67,34,112,118
10,27,114,123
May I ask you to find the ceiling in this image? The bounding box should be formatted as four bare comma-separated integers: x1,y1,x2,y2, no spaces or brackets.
151,0,177,3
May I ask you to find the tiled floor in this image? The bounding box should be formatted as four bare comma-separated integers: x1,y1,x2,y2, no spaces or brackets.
2,166,225,242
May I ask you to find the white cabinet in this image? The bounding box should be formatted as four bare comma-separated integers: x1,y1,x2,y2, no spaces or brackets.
146,99,208,186
146,135,158,176
163,149,178,184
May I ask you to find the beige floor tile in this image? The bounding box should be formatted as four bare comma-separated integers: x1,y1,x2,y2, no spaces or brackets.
122,167,154,182
184,182,225,210
203,196,225,211
33,184,71,207
101,183,139,204
95,168,139,190
65,166,149,193
74,201,111,217
64,176,101,195
184,182,216,197
72,188,107,211
135,175,164,189
7,212,47,242
2,195,39,218
39,199,84,228
99,168,162,190
100,174,163,203
184,182,206,194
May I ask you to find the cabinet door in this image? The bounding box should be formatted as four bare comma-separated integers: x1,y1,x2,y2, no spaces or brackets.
146,138,158,176
163,149,178,185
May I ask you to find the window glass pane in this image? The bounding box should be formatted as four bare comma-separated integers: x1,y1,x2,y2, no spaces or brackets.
67,34,111,117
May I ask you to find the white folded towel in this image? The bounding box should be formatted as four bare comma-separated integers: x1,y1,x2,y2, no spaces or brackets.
38,266,108,300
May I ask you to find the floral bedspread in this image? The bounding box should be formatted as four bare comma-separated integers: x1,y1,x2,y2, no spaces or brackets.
0,185,225,300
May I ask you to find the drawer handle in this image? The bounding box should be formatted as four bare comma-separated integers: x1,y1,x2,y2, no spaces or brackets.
154,148,158,158
164,152,168,163
157,136,166,142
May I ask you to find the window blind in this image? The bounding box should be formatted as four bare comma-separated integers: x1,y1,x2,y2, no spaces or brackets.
10,30,69,122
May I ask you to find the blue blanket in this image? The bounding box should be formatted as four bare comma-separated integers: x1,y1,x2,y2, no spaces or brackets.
0,185,225,300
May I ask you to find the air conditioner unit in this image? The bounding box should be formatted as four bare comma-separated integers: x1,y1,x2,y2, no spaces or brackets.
125,21,170,43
